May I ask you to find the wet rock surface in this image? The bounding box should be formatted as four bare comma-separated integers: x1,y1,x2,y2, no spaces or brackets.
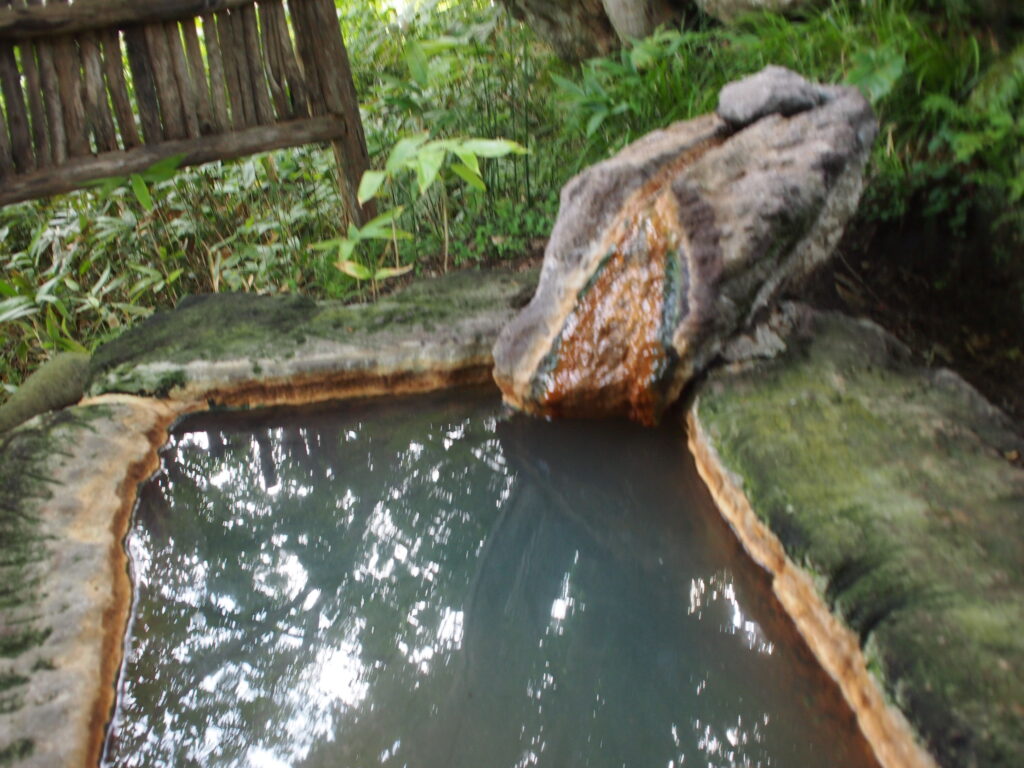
88,268,537,405
717,64,831,127
0,268,538,768
492,66,877,423
690,306,1024,768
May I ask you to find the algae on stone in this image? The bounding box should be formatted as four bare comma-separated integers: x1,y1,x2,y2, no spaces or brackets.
0,399,178,768
0,409,95,763
88,269,538,399
694,309,1024,768
0,353,90,434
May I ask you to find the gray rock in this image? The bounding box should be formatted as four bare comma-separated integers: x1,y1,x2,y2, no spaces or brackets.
0,268,540,768
493,66,877,423
717,65,830,128
696,0,819,25
0,397,186,768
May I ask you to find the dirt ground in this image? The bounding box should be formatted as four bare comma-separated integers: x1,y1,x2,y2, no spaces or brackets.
804,218,1024,428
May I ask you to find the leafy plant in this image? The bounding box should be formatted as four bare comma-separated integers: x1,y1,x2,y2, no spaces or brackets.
358,133,526,270
311,208,413,299
4,0,1023,400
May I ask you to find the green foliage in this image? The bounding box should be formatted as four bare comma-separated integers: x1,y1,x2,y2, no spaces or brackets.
547,0,1021,291
0,146,350,392
2,0,1021,398
312,207,414,299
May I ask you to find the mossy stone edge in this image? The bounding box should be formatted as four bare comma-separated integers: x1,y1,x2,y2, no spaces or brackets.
693,307,1024,768
88,269,539,400
0,400,180,768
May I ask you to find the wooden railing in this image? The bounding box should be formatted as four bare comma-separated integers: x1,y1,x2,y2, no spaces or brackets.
0,0,371,222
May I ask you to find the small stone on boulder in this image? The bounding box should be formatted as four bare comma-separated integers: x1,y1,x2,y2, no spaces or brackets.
717,65,830,128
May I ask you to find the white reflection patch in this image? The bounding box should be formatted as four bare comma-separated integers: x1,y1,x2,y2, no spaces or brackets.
437,607,464,647
688,572,773,655
247,746,290,768
178,431,210,450
301,588,321,612
316,639,370,707
547,572,575,634
550,598,568,621
209,467,231,489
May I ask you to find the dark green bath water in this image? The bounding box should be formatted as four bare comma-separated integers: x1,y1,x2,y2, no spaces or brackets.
104,389,877,768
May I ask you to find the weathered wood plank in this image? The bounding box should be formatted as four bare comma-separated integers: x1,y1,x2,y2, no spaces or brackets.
288,0,324,117
123,26,162,143
165,21,200,138
240,3,272,125
0,31,35,170
0,95,15,177
52,41,89,156
21,44,51,166
0,114,346,205
180,17,213,135
79,32,118,152
144,21,186,140
201,13,228,133
258,0,288,119
0,0,254,42
226,9,256,127
36,42,65,162
25,0,62,162
269,0,307,118
214,10,245,129
16,7,51,168
310,0,373,224
100,29,140,148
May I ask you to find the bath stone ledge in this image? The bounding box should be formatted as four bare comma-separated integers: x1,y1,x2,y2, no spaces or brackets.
687,304,1024,768
0,395,190,768
87,268,538,407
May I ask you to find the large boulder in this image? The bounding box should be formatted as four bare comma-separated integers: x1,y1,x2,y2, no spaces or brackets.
492,66,877,424
0,352,90,433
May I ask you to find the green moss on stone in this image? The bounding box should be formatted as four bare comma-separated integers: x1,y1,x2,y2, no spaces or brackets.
0,353,90,434
0,672,27,694
89,269,539,397
0,739,33,766
0,671,27,720
696,311,1024,767
0,628,51,659
92,293,316,370
0,406,115,681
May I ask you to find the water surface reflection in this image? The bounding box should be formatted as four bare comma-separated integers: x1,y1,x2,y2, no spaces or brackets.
104,389,876,768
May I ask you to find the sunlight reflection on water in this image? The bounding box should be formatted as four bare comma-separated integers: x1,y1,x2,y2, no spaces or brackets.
103,390,876,768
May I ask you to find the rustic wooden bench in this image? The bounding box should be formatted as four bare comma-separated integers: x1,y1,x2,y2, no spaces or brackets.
0,0,372,223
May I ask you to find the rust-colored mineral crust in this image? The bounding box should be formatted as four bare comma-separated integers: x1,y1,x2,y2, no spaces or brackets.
541,198,676,424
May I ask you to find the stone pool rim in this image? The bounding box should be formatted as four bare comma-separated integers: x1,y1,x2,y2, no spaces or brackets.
0,269,980,768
